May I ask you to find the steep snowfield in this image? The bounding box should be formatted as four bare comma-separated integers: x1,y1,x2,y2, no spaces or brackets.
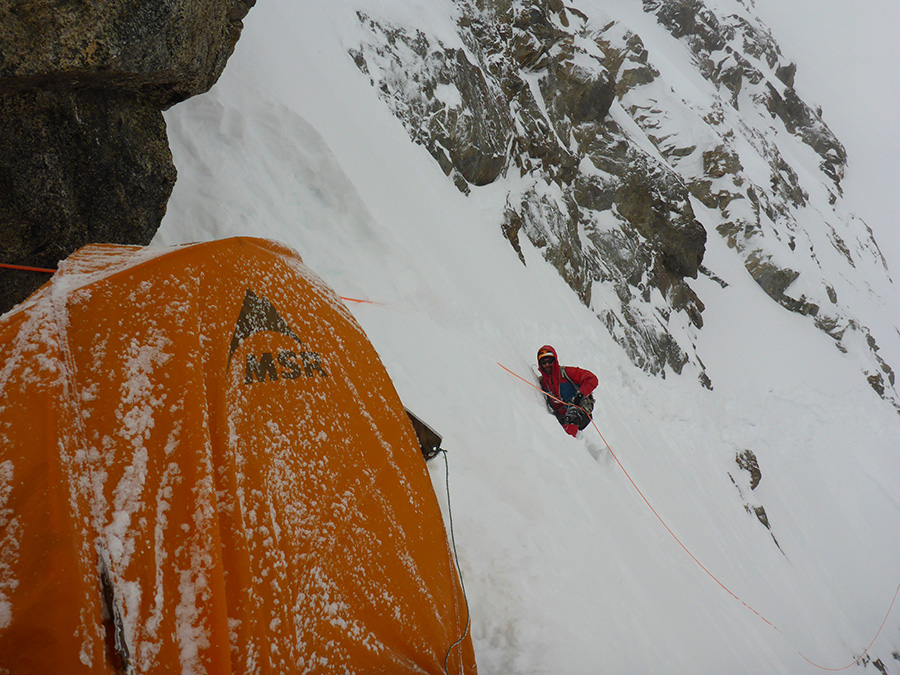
154,0,900,672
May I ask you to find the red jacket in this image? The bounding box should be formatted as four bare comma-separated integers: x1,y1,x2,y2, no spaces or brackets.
537,345,598,417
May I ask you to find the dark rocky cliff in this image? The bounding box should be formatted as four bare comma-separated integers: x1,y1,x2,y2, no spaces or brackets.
0,0,255,314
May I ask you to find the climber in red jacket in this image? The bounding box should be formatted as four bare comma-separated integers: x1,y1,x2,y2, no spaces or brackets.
537,345,598,437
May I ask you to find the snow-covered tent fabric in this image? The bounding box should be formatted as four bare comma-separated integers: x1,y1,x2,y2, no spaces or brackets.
0,237,476,674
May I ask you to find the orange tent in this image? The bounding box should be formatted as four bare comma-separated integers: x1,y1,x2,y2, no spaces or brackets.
0,237,476,674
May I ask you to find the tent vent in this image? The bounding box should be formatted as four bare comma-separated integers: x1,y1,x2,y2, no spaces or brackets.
405,408,443,461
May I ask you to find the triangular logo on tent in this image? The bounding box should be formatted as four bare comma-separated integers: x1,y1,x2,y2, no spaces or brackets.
227,289,329,383
228,288,305,364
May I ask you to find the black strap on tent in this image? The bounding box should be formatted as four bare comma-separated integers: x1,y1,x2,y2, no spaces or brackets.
403,407,471,670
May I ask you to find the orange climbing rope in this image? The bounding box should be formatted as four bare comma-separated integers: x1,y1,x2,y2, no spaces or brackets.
1,262,384,308
339,296,386,306
498,360,900,671
0,262,57,274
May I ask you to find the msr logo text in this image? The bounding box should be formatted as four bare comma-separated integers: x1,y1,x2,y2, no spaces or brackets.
245,350,329,384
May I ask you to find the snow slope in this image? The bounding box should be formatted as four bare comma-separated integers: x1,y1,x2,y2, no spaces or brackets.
154,0,900,672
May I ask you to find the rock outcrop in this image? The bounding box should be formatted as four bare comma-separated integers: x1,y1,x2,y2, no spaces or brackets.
0,0,255,314
729,449,781,552
352,0,709,381
635,0,897,407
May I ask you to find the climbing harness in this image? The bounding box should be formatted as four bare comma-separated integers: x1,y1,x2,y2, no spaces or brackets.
498,360,900,671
